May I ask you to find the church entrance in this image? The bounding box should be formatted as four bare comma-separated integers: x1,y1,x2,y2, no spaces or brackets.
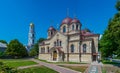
53,50,57,61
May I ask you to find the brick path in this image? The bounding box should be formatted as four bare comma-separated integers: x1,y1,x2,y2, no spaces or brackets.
30,59,81,73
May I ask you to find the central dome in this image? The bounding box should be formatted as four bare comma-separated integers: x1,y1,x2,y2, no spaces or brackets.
61,17,72,24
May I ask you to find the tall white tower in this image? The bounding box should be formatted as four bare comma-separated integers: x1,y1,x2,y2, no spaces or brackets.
27,23,35,51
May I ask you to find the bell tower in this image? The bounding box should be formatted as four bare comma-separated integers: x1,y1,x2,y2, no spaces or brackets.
47,26,56,39
27,23,35,51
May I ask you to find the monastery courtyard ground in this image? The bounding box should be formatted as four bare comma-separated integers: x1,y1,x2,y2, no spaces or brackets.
0,58,120,73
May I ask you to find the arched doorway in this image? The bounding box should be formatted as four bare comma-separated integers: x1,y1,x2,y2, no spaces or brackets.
53,50,57,61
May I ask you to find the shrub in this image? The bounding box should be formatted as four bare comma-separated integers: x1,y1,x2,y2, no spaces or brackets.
0,61,18,73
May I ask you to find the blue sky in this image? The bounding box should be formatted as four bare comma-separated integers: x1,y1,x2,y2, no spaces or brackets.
0,0,117,45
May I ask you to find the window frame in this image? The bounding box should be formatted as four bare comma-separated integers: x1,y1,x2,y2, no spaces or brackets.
63,26,66,33
41,48,45,54
72,24,74,30
83,44,87,53
71,44,74,53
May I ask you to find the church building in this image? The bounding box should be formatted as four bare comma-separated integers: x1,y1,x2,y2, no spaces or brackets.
39,17,99,63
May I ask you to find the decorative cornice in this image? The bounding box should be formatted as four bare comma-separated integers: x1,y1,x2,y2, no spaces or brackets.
81,38,93,41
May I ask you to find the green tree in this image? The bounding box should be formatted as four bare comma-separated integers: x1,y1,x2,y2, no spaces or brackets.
100,0,120,59
116,0,120,11
5,39,28,58
29,38,45,56
0,40,7,44
0,52,5,58
29,49,37,57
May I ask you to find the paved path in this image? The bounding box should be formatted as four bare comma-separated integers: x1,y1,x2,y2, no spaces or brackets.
57,64,89,66
30,59,81,73
87,62,102,73
88,65,98,73
18,64,40,69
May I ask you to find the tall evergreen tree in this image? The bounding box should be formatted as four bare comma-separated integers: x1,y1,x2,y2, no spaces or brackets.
100,0,120,58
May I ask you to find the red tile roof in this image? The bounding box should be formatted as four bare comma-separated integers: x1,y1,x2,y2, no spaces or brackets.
70,18,80,24
48,26,56,31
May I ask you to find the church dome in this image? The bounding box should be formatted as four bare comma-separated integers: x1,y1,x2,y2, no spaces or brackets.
61,17,72,25
48,26,56,31
70,18,80,23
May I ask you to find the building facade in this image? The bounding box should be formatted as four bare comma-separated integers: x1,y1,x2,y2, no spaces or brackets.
0,42,7,52
39,17,99,63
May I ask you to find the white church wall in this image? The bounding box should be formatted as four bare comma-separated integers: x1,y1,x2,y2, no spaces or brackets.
39,54,51,61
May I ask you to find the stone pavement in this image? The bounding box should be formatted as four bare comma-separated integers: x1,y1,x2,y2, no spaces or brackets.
86,61,102,73
18,64,40,69
30,59,81,73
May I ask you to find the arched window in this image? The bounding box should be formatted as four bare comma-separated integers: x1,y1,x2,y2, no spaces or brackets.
63,26,66,33
54,42,56,46
41,48,45,53
57,39,59,46
32,39,34,44
48,31,51,36
72,25,74,30
76,24,79,30
51,31,53,36
71,44,74,53
83,44,87,53
47,47,49,53
60,41,62,46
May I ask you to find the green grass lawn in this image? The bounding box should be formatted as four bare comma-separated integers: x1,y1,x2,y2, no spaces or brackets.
58,65,88,72
19,66,58,73
0,59,37,67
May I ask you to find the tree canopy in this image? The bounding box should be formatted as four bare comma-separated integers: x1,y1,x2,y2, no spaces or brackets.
0,40,7,44
5,39,28,58
100,0,120,59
